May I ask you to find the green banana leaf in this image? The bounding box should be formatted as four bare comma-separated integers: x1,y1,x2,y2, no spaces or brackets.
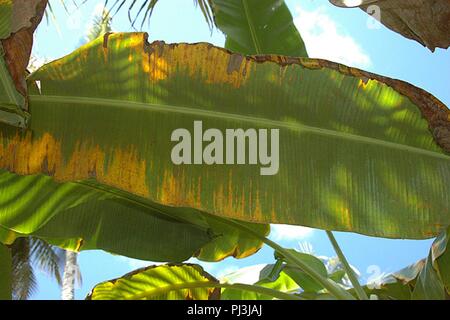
211,0,307,56
220,252,337,299
86,263,221,300
0,243,12,300
221,267,299,300
2,32,447,239
87,262,303,300
329,0,450,51
0,169,268,262
412,226,450,299
277,250,329,293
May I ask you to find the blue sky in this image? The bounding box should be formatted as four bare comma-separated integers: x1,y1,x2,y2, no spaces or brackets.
29,0,449,299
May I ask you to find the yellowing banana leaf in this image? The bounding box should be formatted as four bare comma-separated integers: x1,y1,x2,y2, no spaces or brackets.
329,0,450,51
86,263,221,300
211,0,307,56
0,169,268,262
1,32,450,239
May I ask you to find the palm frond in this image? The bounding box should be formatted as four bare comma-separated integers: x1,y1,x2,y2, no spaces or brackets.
50,0,216,30
11,238,37,300
30,238,66,286
86,7,113,41
10,236,70,299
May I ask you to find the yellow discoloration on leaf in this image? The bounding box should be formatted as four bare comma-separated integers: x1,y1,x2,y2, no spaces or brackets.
74,238,84,252
341,206,352,229
0,229,18,245
253,190,263,221
142,51,168,81
358,78,370,90
0,132,150,198
158,169,203,208
102,33,251,86
152,166,272,226
144,41,251,88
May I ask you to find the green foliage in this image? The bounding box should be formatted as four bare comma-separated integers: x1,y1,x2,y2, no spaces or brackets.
0,0,449,301
0,243,12,300
87,263,221,300
211,0,308,56
0,170,267,262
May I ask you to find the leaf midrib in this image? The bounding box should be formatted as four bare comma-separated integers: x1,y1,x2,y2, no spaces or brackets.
29,94,450,161
242,0,262,54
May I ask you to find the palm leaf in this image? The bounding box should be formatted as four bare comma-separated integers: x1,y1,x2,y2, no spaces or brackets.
29,238,66,286
10,238,37,300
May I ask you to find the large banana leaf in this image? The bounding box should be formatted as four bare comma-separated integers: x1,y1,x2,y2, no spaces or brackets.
0,169,268,262
211,0,307,56
87,263,221,300
0,243,12,300
329,0,450,51
87,263,302,300
1,32,449,239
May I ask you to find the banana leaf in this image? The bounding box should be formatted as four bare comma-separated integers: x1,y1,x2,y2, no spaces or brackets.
0,169,268,262
86,263,221,300
1,32,447,239
211,0,307,56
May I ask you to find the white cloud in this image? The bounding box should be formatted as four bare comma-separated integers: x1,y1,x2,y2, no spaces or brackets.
294,5,371,68
269,224,315,241
116,256,158,269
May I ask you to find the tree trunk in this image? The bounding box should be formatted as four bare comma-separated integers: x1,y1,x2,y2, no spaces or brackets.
61,251,77,300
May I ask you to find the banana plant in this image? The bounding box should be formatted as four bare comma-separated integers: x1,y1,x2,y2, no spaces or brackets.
0,0,449,300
